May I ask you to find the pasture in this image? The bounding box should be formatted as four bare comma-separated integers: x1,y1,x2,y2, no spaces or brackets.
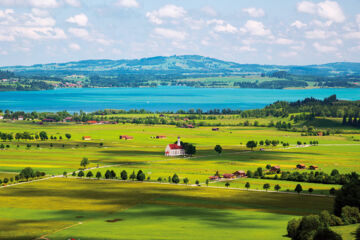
0,178,334,240
0,119,359,239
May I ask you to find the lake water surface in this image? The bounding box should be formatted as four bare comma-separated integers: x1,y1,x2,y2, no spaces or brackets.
0,87,359,112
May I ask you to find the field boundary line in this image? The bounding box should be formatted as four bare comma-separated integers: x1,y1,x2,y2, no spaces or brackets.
35,222,83,240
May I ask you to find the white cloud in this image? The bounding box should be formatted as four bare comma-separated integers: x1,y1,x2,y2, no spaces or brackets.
356,14,360,27
243,8,265,18
240,20,271,36
65,0,81,7
68,27,89,38
291,20,307,29
330,39,343,45
344,32,360,39
69,43,80,50
280,51,298,58
274,38,294,45
66,13,88,27
31,8,49,17
235,46,257,52
12,27,66,40
25,15,56,27
0,34,15,41
146,5,186,25
0,0,59,8
297,1,345,23
297,1,316,14
207,19,237,33
305,29,337,39
313,42,337,52
115,0,139,8
153,28,187,40
201,6,217,17
317,1,345,23
311,20,333,28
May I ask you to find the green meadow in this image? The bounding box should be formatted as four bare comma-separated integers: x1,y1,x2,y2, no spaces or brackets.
0,118,359,239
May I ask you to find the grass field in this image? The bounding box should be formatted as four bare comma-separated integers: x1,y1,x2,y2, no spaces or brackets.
0,178,334,240
0,119,359,239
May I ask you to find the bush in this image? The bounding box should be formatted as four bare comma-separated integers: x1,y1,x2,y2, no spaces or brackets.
313,227,343,240
319,210,343,227
296,215,322,240
172,174,180,184
287,218,300,238
356,225,360,240
341,206,360,224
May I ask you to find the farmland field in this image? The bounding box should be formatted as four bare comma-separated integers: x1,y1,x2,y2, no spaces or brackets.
0,118,359,239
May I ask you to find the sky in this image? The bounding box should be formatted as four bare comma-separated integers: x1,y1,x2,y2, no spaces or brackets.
0,0,360,66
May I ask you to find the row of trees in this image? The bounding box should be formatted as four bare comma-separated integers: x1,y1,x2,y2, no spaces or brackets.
287,206,359,240
0,131,72,142
342,115,360,128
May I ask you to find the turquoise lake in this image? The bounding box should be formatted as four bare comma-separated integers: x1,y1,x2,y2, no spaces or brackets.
0,87,359,112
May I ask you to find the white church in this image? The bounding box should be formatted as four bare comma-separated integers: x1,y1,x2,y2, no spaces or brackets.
165,137,185,156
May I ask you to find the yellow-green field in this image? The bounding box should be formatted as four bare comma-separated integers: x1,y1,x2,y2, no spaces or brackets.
0,120,359,239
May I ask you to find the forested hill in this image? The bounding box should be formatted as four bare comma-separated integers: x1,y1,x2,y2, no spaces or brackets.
2,55,360,77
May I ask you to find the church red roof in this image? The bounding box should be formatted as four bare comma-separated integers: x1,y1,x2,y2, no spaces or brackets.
168,144,183,150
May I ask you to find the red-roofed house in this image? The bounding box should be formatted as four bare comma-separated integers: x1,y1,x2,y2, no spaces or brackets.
82,136,91,141
222,173,235,179
233,170,246,178
296,164,306,169
165,137,185,156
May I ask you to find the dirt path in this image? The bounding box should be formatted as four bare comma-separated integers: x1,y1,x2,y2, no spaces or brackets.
35,222,83,240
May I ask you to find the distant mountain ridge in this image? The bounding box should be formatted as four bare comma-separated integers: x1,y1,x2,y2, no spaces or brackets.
2,55,360,76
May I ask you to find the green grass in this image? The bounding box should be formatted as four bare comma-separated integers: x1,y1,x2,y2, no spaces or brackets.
0,119,359,239
332,223,359,240
0,178,334,240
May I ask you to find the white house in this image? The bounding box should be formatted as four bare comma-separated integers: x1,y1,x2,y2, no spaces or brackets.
165,137,185,156
0,115,3,120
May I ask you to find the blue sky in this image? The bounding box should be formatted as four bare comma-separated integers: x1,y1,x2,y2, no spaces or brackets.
0,0,360,66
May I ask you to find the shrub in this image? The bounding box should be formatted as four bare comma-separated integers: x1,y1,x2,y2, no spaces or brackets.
172,174,179,184
341,206,360,224
356,225,360,240
313,227,343,240
287,218,300,238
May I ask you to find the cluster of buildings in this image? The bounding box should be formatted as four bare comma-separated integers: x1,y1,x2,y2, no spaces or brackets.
209,170,247,180
296,164,318,170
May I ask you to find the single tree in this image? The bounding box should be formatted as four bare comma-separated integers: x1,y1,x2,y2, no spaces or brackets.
263,183,270,191
72,171,76,176
274,184,281,192
157,177,162,183
3,178,8,184
214,145,222,155
65,133,71,140
105,170,111,179
205,179,209,186
308,188,314,194
195,180,200,186
78,171,84,178
225,182,230,188
80,157,89,168
86,171,93,178
245,182,250,190
172,174,180,184
121,170,128,180
246,140,257,150
183,177,189,185
295,184,303,194
20,167,34,181
63,171,67,177
96,171,102,179
136,170,145,181
329,188,336,196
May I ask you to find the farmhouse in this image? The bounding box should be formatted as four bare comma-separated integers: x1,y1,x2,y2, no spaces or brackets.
233,170,246,178
296,164,306,169
222,173,235,179
17,116,24,121
156,135,167,139
209,176,220,180
63,117,73,122
165,137,185,156
82,136,91,141
212,128,219,131
120,135,133,140
309,165,318,170
87,121,98,124
0,115,3,120
270,166,281,172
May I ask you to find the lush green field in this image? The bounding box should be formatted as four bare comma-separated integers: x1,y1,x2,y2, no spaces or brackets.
0,178,333,240
0,119,359,239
